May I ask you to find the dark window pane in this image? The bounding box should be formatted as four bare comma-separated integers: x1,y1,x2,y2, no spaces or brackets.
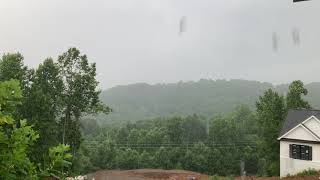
289,144,312,161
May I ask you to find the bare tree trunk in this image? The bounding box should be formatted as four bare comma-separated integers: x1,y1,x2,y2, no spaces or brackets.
62,117,66,145
62,107,70,145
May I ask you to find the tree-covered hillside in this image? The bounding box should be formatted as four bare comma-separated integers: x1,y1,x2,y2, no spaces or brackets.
100,79,320,123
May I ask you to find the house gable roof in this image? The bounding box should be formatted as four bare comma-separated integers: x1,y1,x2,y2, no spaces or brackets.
278,109,320,139
280,124,320,141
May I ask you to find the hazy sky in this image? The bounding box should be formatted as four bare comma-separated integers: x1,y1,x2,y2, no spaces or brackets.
0,0,319,89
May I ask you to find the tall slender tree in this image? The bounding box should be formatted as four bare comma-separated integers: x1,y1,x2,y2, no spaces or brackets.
20,59,64,164
57,48,111,156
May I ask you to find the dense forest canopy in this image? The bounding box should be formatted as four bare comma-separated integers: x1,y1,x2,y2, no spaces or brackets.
81,106,260,176
100,79,320,123
0,49,110,179
0,50,315,179
78,80,312,177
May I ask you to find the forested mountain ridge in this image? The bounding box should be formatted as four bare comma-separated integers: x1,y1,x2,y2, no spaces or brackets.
100,79,320,122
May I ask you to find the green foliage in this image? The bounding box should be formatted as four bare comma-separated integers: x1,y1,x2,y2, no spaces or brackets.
77,106,259,176
0,49,111,178
57,47,111,156
208,175,235,180
72,144,96,174
38,144,73,179
0,49,110,170
100,79,273,123
286,80,311,109
0,53,27,83
45,144,73,178
0,80,39,180
295,168,318,177
99,79,320,124
1,49,316,179
255,81,312,176
0,80,22,115
21,58,63,164
285,168,318,178
256,89,286,176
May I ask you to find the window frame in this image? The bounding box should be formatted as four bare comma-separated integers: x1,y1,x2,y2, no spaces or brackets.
289,144,312,161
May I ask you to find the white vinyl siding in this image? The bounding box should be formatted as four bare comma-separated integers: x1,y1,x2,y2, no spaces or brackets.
283,126,318,142
280,141,320,177
304,117,320,138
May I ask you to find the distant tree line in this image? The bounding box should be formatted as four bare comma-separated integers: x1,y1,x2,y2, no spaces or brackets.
78,80,311,177
100,79,320,124
78,106,258,176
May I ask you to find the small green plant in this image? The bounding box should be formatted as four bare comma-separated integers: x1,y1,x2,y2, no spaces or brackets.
285,168,318,178
296,168,318,177
40,144,73,179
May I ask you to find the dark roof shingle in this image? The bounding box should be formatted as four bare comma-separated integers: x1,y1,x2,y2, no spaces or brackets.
279,109,320,138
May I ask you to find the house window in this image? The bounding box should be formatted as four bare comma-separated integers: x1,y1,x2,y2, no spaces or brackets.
289,144,312,160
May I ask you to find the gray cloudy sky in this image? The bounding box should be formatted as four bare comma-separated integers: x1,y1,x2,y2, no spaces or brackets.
0,0,319,89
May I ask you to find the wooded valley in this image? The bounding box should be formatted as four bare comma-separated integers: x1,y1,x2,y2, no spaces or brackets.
0,49,314,179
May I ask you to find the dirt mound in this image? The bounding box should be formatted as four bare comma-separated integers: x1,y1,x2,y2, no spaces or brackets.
87,169,208,180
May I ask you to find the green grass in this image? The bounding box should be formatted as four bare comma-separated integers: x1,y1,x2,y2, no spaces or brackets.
205,175,235,180
296,168,318,177
286,168,318,178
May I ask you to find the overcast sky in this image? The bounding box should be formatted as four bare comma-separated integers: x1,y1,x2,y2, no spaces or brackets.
0,0,319,89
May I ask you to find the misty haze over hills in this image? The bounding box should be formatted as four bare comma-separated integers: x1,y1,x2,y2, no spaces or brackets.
99,79,320,123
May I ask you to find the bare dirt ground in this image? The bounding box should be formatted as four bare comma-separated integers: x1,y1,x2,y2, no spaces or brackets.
86,169,209,180
86,169,320,180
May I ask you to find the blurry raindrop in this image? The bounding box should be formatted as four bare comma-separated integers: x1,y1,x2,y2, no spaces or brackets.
179,16,187,35
292,28,300,46
272,32,279,52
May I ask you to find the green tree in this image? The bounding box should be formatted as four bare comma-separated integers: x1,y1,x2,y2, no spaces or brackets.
154,147,172,169
166,117,184,144
92,140,117,169
138,151,153,168
57,48,111,157
21,59,63,164
209,116,238,144
115,148,140,169
183,143,209,173
0,80,39,180
286,80,311,110
256,89,286,176
0,53,27,83
72,144,95,174
0,53,30,121
182,115,207,143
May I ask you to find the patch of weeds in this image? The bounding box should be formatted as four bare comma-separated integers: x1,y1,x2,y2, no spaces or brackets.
296,168,318,177
286,168,318,178
207,175,235,180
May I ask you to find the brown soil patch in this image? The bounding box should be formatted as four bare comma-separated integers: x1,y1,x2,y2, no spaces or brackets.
87,169,320,180
86,169,209,180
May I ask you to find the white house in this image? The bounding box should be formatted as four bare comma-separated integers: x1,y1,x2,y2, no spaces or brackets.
278,109,320,177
